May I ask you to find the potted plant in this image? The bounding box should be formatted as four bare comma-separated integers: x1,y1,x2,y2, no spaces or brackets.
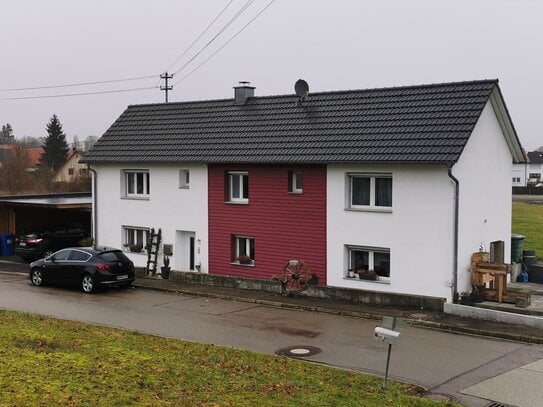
161,256,171,279
128,243,143,253
237,255,252,265
307,273,319,286
358,269,378,281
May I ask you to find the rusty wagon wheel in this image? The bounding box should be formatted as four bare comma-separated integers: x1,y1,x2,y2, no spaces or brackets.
282,260,311,295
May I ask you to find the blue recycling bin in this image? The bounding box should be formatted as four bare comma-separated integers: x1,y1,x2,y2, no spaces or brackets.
0,233,14,256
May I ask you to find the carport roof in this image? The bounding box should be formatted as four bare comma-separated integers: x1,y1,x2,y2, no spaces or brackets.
0,193,91,209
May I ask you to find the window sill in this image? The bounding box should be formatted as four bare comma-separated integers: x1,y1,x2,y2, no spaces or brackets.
345,207,392,213
225,201,249,205
344,276,390,285
231,262,254,267
122,196,150,201
288,191,303,195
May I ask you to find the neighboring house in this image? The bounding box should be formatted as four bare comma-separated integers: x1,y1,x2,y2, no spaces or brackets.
52,150,89,183
82,79,524,303
0,145,43,172
513,151,543,186
24,147,44,172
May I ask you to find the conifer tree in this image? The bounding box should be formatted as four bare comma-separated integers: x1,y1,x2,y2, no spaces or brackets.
40,114,69,171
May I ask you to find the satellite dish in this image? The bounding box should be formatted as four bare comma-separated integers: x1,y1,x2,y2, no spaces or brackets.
295,79,309,99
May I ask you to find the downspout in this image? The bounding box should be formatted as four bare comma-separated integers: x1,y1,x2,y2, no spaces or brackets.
447,165,459,303
88,166,97,248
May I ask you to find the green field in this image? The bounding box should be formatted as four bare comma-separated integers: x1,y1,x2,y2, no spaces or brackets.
512,202,543,259
0,310,456,406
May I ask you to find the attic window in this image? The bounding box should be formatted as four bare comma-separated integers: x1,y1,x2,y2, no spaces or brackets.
348,173,392,210
227,172,248,203
288,171,303,194
123,170,150,198
179,169,190,189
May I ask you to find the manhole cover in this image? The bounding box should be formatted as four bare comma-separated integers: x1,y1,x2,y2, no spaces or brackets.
275,345,322,358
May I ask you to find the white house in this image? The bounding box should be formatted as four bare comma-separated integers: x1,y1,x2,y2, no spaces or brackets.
513,151,543,186
82,79,524,303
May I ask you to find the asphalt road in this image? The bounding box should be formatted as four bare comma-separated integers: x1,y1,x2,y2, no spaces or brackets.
2,272,543,406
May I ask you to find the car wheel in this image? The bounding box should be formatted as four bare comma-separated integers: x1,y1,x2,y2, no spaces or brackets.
81,274,95,293
30,268,44,286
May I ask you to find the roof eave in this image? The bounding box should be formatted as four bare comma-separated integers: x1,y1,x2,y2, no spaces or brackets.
489,86,526,163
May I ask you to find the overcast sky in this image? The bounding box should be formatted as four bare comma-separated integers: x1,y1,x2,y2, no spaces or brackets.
2,0,542,150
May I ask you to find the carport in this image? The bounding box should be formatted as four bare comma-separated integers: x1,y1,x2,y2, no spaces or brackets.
0,193,91,235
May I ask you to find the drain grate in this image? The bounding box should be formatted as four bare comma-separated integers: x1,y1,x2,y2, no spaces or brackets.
485,402,516,407
275,345,322,358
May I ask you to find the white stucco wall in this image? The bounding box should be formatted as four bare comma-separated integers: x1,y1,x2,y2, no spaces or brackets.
453,101,513,295
327,164,455,301
91,164,208,272
327,102,515,302
512,163,527,186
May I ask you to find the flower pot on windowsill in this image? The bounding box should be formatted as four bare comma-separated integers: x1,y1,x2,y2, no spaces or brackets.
237,255,252,265
358,269,378,281
128,244,143,253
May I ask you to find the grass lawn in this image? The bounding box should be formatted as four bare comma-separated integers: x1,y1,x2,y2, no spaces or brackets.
512,202,543,259
0,310,457,406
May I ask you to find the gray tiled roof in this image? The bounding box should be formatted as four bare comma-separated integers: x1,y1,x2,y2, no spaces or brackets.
82,79,506,165
527,151,543,164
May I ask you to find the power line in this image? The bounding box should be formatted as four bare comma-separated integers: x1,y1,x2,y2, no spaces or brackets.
0,86,157,101
173,0,277,86
0,75,158,92
172,0,257,76
164,0,236,73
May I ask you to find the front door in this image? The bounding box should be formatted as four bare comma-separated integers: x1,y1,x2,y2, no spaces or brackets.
176,231,196,271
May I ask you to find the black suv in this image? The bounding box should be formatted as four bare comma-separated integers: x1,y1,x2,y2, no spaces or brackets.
15,227,89,262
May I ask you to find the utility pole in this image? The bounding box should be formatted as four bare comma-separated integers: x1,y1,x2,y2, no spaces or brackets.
160,72,173,103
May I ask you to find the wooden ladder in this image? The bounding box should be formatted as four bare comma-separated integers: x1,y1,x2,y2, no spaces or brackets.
146,228,162,276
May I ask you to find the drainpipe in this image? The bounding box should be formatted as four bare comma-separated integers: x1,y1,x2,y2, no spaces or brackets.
88,166,98,248
447,166,459,303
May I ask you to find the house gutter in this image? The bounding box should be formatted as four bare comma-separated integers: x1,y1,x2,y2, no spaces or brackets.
447,165,459,303
88,166,98,247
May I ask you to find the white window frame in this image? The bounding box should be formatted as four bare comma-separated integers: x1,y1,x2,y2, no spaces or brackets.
179,169,190,189
347,245,390,282
122,226,149,253
290,171,303,194
228,171,248,203
123,170,150,198
233,235,255,265
347,173,392,211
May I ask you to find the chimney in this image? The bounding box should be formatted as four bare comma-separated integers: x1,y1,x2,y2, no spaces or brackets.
234,81,255,105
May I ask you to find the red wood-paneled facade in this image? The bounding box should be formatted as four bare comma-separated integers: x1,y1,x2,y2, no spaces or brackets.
208,164,327,284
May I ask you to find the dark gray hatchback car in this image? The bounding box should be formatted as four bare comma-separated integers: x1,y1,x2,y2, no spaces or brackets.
29,246,135,293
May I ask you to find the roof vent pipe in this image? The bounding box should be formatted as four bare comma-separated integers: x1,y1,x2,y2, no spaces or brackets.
234,81,255,105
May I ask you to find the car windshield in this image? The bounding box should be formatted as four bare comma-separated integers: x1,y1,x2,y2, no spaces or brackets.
97,251,130,263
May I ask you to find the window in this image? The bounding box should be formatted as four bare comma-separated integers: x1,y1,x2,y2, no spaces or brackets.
179,169,190,189
529,173,541,180
68,168,74,175
233,236,255,265
348,173,392,209
228,172,248,203
79,168,87,176
123,170,150,198
123,226,149,253
347,246,390,281
289,171,303,194
69,250,91,262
